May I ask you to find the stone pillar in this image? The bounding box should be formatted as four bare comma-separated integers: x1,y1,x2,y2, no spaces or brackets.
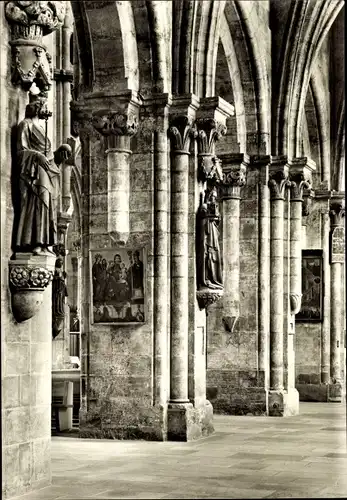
321,206,331,385
257,157,271,378
144,94,171,410
168,113,196,404
289,166,312,316
219,154,248,333
328,199,345,401
167,97,199,440
92,100,140,244
268,159,291,415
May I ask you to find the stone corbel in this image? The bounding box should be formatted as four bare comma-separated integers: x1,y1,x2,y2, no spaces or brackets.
5,1,66,90
9,254,55,322
91,96,140,244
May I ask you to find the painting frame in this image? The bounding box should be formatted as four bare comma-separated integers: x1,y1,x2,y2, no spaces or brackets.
89,247,147,325
296,249,323,323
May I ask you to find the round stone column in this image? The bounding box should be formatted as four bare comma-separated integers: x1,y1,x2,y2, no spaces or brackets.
151,97,171,407
321,207,331,384
289,174,311,315
268,169,290,393
219,154,248,331
168,115,196,403
92,110,139,244
329,201,345,396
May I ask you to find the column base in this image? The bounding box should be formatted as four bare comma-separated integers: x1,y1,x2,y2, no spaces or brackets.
167,400,214,441
296,383,329,402
328,382,343,402
79,403,168,441
268,388,299,416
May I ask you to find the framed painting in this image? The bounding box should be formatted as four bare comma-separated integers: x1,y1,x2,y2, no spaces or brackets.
90,248,146,324
296,250,323,322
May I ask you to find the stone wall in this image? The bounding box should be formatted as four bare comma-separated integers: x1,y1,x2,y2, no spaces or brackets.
207,165,268,415
78,113,163,440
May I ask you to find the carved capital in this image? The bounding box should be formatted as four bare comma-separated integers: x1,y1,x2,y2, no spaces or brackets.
289,173,311,202
168,115,197,153
92,110,139,138
221,163,247,200
5,1,65,89
5,1,66,38
195,118,227,156
268,170,290,200
196,288,223,310
329,202,345,228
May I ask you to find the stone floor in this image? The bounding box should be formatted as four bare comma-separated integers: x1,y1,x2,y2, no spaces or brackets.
13,403,347,499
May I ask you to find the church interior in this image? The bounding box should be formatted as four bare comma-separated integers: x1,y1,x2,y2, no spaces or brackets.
0,1,346,499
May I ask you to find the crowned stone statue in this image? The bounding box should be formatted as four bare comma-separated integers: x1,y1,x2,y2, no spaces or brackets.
14,90,72,255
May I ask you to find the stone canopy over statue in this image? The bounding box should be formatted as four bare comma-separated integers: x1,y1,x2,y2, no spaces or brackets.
14,90,72,255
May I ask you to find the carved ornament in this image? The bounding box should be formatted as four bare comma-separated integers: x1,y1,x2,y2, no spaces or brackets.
5,1,66,37
289,172,311,202
290,293,302,315
9,261,54,322
198,155,223,185
329,202,345,228
10,265,52,290
195,118,227,155
5,1,66,90
196,288,224,310
168,115,197,153
92,111,139,137
268,170,290,200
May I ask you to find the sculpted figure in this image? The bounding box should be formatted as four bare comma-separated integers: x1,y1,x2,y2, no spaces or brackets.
14,92,71,254
197,188,223,290
52,257,68,338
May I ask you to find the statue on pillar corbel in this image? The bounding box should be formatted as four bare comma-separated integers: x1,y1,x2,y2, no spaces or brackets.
13,91,72,256
196,165,223,290
9,89,72,322
196,154,224,310
195,117,228,310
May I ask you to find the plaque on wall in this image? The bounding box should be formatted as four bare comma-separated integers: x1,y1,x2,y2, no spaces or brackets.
90,248,146,324
296,250,323,323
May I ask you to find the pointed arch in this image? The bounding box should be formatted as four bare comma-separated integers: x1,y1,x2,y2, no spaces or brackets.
275,0,344,158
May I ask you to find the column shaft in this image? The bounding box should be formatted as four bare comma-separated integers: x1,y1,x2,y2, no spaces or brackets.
290,200,302,309
321,211,330,383
170,152,189,403
223,197,240,315
330,262,342,383
258,183,270,373
270,198,284,390
106,148,131,243
154,129,169,405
